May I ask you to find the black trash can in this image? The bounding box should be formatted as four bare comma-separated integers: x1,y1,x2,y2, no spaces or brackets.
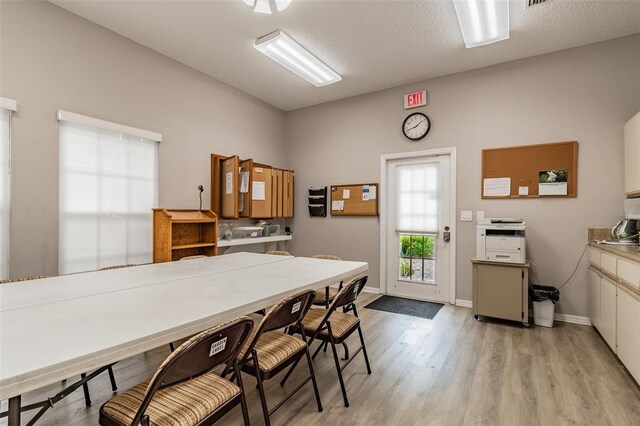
529,285,560,327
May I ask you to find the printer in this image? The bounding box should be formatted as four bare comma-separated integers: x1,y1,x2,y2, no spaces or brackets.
476,218,526,264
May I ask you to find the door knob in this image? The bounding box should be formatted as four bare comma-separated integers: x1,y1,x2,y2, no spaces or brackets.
443,226,451,242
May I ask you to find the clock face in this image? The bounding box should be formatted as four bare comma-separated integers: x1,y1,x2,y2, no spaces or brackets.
402,113,431,141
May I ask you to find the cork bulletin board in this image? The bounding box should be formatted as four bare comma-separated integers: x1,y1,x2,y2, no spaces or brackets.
330,183,378,216
481,141,578,198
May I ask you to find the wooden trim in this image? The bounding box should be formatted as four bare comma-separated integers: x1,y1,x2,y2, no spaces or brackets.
626,190,640,198
618,280,640,301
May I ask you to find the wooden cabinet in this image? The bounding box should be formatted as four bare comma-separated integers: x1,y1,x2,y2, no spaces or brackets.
210,154,293,219
153,209,217,262
282,170,294,218
600,274,617,351
617,287,640,384
472,260,529,326
588,267,601,329
624,111,640,197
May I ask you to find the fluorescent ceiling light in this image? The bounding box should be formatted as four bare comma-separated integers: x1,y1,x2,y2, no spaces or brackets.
254,0,271,14
254,30,342,87
453,0,509,48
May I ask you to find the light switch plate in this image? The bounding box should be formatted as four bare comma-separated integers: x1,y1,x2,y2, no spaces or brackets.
461,210,473,222
477,211,485,221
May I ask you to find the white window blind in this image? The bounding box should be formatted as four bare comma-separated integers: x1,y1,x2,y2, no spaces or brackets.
59,119,158,274
396,162,440,233
0,107,11,280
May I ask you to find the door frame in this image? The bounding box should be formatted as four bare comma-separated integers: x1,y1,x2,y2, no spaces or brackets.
379,148,457,304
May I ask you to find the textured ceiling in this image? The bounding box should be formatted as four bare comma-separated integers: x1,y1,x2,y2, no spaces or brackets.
51,0,640,111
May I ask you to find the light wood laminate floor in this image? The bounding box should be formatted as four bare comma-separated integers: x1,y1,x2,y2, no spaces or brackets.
3,293,639,426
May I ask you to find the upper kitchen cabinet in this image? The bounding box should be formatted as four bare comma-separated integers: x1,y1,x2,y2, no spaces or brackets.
624,111,640,197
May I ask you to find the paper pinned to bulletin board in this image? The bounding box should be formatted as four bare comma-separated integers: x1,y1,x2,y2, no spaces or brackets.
330,183,378,216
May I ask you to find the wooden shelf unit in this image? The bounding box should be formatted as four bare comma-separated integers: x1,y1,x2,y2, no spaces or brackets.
153,209,218,262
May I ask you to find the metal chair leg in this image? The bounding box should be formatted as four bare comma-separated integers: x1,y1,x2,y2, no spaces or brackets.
305,345,323,412
234,361,251,426
342,342,350,360
107,365,117,391
327,324,349,407
357,325,372,374
252,350,271,426
80,373,91,407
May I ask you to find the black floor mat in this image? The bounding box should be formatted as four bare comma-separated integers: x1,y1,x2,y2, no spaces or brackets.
364,295,443,319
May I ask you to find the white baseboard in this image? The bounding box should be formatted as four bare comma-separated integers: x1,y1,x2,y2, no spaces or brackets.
553,313,592,326
455,299,473,308
527,309,592,326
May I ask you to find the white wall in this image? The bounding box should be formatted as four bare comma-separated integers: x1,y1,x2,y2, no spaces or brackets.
285,35,640,317
0,1,286,278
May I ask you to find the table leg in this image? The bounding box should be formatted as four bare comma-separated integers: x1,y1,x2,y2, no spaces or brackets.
8,395,21,426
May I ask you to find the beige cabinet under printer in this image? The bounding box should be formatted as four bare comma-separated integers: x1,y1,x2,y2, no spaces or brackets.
472,260,530,327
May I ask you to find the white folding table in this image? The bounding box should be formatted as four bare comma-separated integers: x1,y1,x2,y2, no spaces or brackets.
0,252,368,425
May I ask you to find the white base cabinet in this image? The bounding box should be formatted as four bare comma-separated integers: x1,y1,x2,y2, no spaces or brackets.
617,288,640,384
599,275,617,351
588,267,601,330
588,246,640,385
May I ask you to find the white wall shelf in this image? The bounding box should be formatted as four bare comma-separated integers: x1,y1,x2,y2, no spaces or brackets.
217,235,292,248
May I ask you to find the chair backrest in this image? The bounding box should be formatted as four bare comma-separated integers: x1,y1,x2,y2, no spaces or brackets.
179,255,208,261
312,255,342,261
331,275,368,309
239,290,315,364
0,275,49,284
266,250,292,256
132,317,254,425
304,275,368,338
98,264,137,271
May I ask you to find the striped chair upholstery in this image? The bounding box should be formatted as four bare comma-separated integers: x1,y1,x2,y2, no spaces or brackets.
100,317,254,426
99,264,137,271
0,275,48,284
238,330,306,373
302,309,359,339
312,255,343,308
179,255,208,261
237,289,322,426
265,250,292,256
101,374,240,426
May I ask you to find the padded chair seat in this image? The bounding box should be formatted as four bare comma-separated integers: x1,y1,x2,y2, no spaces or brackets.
302,308,360,339
100,373,240,426
238,330,306,372
314,288,338,304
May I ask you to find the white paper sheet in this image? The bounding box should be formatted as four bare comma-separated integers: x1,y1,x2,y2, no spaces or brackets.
483,178,511,197
369,185,376,200
518,186,529,196
225,172,233,195
539,182,568,196
252,181,266,201
343,189,350,199
240,172,250,193
331,200,344,211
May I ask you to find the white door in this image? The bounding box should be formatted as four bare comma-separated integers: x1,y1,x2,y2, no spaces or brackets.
385,155,452,302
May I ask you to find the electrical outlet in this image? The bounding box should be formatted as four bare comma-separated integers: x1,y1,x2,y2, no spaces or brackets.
460,211,473,222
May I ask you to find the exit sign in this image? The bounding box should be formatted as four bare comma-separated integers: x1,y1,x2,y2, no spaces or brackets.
404,90,427,109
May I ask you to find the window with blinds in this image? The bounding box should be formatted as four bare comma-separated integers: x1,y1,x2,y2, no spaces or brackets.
58,119,158,274
0,107,11,280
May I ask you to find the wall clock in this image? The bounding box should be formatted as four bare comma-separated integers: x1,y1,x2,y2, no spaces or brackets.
402,112,431,141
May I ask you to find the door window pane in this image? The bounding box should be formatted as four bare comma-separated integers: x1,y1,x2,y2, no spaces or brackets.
398,233,436,284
